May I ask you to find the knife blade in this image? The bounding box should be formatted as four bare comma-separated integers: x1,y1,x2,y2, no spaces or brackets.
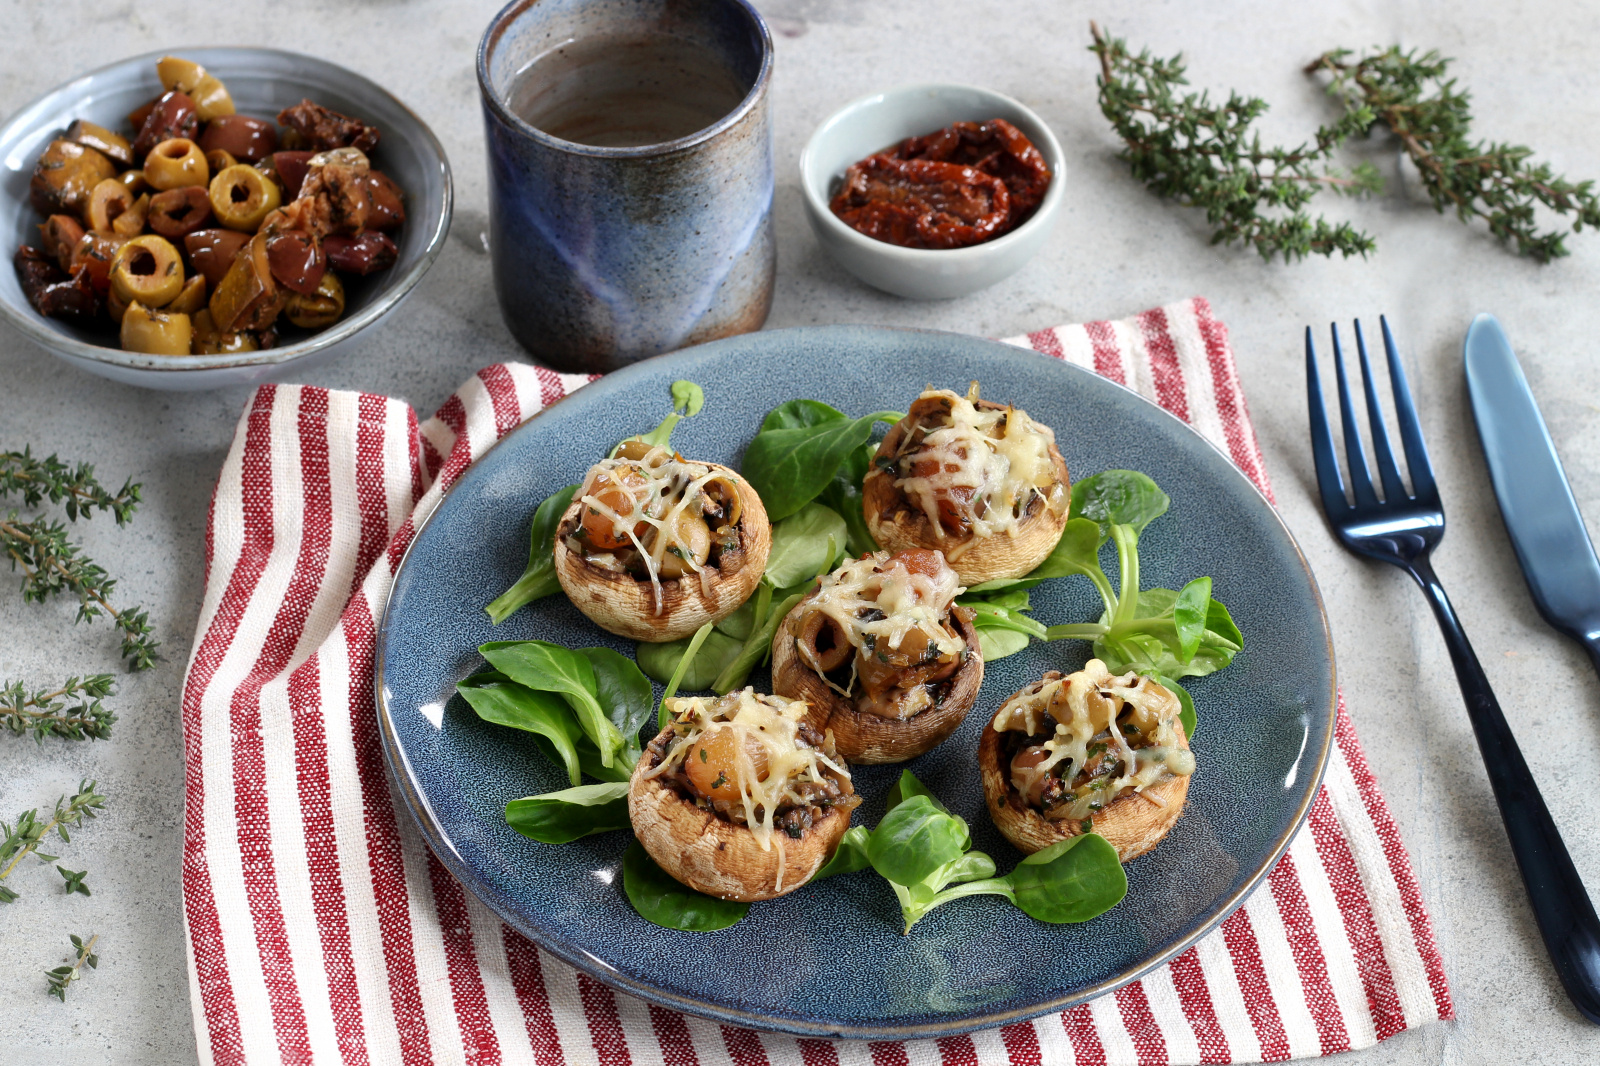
1464,312,1600,675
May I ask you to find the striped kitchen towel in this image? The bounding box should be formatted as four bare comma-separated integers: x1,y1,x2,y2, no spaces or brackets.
180,296,1452,1066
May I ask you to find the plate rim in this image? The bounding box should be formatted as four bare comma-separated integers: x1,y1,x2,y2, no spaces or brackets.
375,323,1339,1039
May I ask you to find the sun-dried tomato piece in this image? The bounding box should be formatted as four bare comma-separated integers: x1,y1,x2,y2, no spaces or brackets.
830,156,1011,249
895,119,1052,222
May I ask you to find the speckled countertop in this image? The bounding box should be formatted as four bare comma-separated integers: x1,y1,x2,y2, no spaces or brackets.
4,1,1600,1063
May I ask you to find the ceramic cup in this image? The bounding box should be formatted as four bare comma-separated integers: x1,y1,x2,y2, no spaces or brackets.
477,0,775,374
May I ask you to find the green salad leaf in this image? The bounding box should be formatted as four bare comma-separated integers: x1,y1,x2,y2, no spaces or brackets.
505,783,630,844
622,840,749,931
456,671,586,786
763,503,847,589
742,400,901,521
957,586,1048,661
1007,835,1128,923
636,629,744,690
813,826,872,880
612,380,705,455
817,438,883,556
1043,471,1243,691
485,484,579,624
482,640,625,767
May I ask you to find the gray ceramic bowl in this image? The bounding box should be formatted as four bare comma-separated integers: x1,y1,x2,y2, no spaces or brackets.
799,83,1064,300
0,47,452,390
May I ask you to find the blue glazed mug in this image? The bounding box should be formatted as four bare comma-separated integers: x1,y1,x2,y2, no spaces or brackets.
478,0,776,374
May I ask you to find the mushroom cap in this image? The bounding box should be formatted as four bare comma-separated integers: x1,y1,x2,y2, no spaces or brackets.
861,399,1070,586
770,596,985,764
553,461,771,643
627,728,856,902
978,681,1191,863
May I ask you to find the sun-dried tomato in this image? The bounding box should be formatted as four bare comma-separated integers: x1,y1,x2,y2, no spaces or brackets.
830,119,1052,249
829,157,1011,250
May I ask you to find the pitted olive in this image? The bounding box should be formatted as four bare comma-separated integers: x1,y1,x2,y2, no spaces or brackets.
110,235,185,308
120,301,193,355
209,165,281,231
145,139,209,191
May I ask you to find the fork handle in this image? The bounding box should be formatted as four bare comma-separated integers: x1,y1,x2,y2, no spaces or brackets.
1409,556,1600,1024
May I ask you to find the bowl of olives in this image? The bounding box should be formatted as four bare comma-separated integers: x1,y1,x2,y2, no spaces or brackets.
0,47,452,390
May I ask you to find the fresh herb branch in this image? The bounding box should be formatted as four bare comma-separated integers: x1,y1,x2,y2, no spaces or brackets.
1,675,117,742
1090,21,1380,262
0,781,108,902
45,933,99,1002
0,449,141,523
1308,46,1600,262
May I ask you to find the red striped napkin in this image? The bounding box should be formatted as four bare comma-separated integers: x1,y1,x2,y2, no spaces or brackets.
180,296,1452,1066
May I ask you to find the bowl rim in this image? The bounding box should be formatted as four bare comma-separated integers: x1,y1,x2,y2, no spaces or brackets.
476,0,775,159
798,81,1066,262
0,45,454,373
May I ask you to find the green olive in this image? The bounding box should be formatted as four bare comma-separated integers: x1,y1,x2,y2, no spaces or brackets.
121,301,192,355
145,138,209,191
205,148,238,174
208,164,281,231
86,178,134,234
168,272,207,316
110,234,185,308
284,270,345,329
156,56,234,121
65,119,133,167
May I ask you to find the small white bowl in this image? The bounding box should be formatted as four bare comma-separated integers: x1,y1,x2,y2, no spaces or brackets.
799,83,1064,300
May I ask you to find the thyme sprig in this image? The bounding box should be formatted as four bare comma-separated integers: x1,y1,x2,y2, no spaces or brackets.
45,933,99,1002
1308,47,1600,262
0,781,108,903
1,675,117,742
0,449,141,524
1090,21,1381,262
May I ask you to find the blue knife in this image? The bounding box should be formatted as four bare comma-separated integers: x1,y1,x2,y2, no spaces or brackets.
1464,313,1600,674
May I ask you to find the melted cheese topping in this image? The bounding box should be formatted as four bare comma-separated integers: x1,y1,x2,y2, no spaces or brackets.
798,552,965,692
892,386,1065,555
993,659,1195,822
575,446,727,611
642,689,851,857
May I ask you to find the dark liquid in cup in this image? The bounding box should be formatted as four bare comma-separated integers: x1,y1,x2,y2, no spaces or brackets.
509,34,750,148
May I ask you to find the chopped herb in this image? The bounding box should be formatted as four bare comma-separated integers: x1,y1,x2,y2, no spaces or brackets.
712,771,727,790
698,747,708,762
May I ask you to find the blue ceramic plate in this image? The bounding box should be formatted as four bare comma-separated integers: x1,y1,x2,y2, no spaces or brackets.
376,325,1336,1039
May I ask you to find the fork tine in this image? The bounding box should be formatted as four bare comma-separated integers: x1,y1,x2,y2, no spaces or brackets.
1354,320,1408,503
1332,323,1380,509
1305,326,1351,516
1380,316,1438,504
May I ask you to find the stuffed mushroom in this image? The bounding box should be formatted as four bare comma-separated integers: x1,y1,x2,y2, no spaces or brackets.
980,660,1194,862
771,548,983,764
862,384,1069,585
629,689,859,901
554,441,771,642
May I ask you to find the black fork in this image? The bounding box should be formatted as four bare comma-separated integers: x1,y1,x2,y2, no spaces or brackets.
1307,317,1600,1024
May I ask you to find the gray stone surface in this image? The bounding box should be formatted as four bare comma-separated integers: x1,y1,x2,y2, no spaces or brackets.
4,0,1600,1062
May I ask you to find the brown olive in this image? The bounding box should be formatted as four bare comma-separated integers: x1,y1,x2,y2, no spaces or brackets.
261,151,315,198
38,215,85,271
209,164,281,231
120,169,151,195
65,119,133,167
121,301,193,355
190,309,259,355
128,96,160,132
323,231,397,275
133,91,198,159
14,245,98,322
209,232,284,332
86,178,133,234
110,234,185,308
156,57,234,122
29,139,116,217
284,270,344,329
265,230,325,294
205,148,238,174
183,229,251,288
68,232,125,294
148,186,214,239
167,272,207,316
363,171,406,231
145,139,209,191
200,114,278,163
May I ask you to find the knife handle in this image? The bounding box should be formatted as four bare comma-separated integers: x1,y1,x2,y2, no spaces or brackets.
1409,556,1600,1024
